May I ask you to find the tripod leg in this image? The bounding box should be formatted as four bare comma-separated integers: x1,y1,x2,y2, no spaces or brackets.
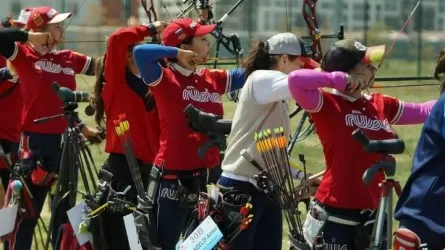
387,189,393,249
45,134,70,250
374,196,389,249
80,145,98,192
36,217,45,248
73,144,91,196
33,230,39,250
84,145,98,176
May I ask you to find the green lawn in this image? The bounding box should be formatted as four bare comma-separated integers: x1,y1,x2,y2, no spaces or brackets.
4,59,440,249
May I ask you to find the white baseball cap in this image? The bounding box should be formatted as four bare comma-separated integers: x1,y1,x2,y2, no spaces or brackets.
266,33,320,69
13,8,33,26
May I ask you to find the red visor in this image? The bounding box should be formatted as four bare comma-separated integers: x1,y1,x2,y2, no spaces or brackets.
162,18,216,46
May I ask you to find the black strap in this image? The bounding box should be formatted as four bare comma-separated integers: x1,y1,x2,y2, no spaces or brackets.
156,165,209,177
147,23,157,36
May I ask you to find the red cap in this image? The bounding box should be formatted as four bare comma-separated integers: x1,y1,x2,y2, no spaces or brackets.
162,18,216,46
26,6,71,30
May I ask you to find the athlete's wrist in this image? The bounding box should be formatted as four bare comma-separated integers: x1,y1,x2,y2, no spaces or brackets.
294,170,306,180
24,30,31,41
143,23,157,36
345,73,352,90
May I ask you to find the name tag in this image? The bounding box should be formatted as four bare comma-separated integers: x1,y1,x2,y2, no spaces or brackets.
66,201,94,245
177,216,223,250
0,204,18,237
303,212,325,247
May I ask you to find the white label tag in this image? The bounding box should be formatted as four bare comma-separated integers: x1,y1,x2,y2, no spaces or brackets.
303,212,324,247
123,214,143,250
67,201,94,245
177,216,223,250
0,204,18,236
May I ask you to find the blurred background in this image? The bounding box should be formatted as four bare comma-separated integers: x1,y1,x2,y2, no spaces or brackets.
1,0,443,77
0,2,442,248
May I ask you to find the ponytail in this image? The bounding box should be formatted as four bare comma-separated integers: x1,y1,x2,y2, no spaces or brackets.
92,56,106,126
434,49,445,94
241,40,272,79
241,40,298,79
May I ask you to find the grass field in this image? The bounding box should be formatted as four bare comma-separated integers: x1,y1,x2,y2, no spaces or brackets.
2,58,440,249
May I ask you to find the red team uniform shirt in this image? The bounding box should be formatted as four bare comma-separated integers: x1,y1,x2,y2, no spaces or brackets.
151,65,231,170
102,25,160,164
8,43,91,134
0,75,23,143
0,57,6,68
312,90,402,209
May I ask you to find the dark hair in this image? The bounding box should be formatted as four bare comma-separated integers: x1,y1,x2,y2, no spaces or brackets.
92,56,106,126
167,36,194,63
434,49,445,94
241,40,297,78
1,17,12,28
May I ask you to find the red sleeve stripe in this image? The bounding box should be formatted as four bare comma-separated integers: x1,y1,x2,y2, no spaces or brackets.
80,56,92,74
390,100,404,124
225,70,231,93
8,43,19,61
306,89,324,113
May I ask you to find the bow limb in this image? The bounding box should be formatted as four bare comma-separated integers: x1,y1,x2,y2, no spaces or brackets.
141,0,158,22
204,0,247,102
288,0,322,155
57,0,95,93
369,0,424,161
302,0,323,62
141,0,164,43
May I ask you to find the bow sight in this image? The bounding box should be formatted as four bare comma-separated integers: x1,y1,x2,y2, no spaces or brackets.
203,0,246,103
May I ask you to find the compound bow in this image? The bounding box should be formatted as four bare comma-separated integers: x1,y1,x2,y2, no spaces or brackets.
287,0,345,155
148,0,247,102
202,0,246,102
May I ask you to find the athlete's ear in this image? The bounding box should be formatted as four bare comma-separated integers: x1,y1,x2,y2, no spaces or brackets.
126,51,133,63
282,54,289,64
179,43,188,50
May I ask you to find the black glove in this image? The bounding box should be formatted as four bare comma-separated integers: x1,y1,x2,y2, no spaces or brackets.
85,127,106,144
184,104,221,133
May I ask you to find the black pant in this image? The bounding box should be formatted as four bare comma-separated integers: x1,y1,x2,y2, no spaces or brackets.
98,153,151,250
217,176,282,250
155,169,210,250
9,133,61,250
314,200,386,250
0,139,19,187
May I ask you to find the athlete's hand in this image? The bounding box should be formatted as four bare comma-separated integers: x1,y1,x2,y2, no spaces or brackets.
346,74,367,91
302,177,321,197
81,125,105,144
28,32,54,48
177,49,199,70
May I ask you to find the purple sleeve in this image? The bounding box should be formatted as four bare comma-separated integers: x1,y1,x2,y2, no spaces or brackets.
395,100,437,125
287,69,348,112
